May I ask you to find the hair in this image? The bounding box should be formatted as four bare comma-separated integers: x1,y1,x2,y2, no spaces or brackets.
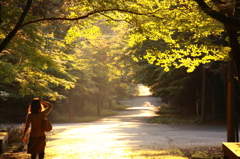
28,99,44,114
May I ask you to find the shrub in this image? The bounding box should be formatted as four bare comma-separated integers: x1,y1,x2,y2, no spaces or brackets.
113,104,129,110
49,111,69,123
0,124,27,144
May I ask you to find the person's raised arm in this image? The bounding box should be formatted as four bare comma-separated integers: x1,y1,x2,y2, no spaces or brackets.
41,100,53,116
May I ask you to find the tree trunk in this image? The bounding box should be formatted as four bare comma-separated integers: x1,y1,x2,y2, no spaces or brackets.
225,24,239,141
212,91,215,117
97,95,101,116
201,66,206,122
227,60,235,142
227,27,240,80
68,89,73,122
109,99,112,109
78,98,85,117
116,97,120,105
196,83,200,116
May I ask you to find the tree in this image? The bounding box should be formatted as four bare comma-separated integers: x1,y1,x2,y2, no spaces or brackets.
1,0,236,89
191,0,240,142
64,20,138,119
0,0,77,100
193,0,240,77
1,1,238,134
1,0,152,99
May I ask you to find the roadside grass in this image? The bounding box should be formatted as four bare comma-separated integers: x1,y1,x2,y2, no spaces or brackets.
149,115,201,124
72,109,118,122
43,146,189,159
50,103,130,123
180,146,224,159
150,104,200,124
150,109,226,125
113,104,130,110
149,103,226,125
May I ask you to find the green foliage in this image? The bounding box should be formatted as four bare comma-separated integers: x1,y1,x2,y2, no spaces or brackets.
72,116,101,123
123,0,230,72
1,0,231,122
65,21,138,104
49,111,69,123
0,1,77,100
1,0,230,99
113,104,129,110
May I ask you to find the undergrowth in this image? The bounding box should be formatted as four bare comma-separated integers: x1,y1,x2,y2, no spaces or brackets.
0,124,26,144
149,115,201,124
150,104,225,124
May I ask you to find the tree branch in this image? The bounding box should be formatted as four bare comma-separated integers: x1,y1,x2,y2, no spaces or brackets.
0,0,32,53
211,0,227,5
0,7,152,54
20,8,151,28
193,0,240,31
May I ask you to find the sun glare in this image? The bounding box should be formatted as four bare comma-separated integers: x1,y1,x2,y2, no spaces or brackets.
138,84,152,96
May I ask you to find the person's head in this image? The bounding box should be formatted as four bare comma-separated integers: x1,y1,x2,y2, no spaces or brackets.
28,98,44,114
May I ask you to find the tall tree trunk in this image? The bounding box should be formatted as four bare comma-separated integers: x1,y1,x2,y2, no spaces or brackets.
201,66,206,122
97,95,101,116
79,99,85,117
212,91,215,117
109,99,112,109
100,100,103,108
68,89,73,122
227,60,235,142
196,82,200,116
225,24,239,141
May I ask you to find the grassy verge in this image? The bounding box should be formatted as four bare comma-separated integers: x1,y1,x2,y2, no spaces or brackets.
113,104,130,110
149,104,226,124
72,109,118,122
180,146,224,159
149,104,201,124
51,104,129,123
149,115,201,124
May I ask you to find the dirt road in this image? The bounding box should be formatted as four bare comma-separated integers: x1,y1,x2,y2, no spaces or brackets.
38,96,227,159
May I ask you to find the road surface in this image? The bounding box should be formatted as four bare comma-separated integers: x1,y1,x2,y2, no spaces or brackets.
39,96,227,159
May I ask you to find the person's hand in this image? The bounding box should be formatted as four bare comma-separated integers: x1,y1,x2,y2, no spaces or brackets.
22,136,27,143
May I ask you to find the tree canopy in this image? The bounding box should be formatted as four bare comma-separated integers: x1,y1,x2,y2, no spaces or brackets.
1,0,239,100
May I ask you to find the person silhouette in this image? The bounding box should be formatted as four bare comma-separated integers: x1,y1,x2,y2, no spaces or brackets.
22,98,53,159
